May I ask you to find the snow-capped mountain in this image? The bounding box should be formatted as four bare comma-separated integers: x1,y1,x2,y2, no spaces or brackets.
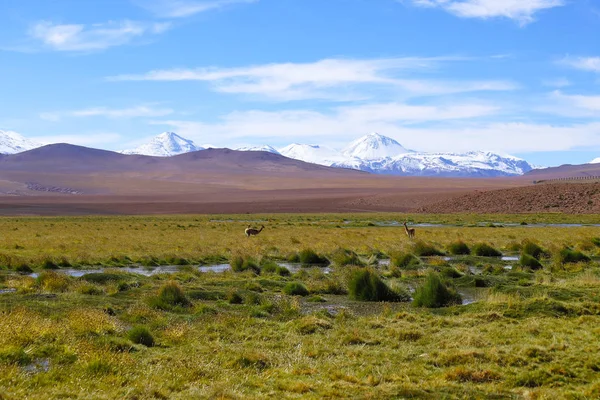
0,130,42,154
342,132,411,160
334,151,533,177
236,145,281,154
589,157,600,164
121,132,204,157
278,143,350,165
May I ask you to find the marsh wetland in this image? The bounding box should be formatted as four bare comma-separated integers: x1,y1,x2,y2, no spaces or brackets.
1,214,600,399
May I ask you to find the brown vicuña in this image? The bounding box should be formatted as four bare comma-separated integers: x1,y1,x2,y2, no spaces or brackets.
245,225,265,237
403,221,415,239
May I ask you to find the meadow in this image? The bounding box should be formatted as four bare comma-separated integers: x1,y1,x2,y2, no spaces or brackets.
1,213,600,399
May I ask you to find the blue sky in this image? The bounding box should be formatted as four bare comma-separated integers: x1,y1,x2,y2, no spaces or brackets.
1,0,599,166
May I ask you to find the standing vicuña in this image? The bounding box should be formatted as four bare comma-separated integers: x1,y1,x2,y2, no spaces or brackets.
245,225,265,237
403,222,415,239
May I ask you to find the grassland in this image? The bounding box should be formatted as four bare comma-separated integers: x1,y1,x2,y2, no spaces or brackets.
1,213,600,399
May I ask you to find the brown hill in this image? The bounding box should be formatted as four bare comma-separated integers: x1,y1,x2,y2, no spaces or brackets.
417,181,600,214
526,163,600,180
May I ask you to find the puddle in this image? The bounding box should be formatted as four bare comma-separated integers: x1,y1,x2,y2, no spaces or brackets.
458,287,486,305
25,263,332,278
24,359,50,374
0,288,17,294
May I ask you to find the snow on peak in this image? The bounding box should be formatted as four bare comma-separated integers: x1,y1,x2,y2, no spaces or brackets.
0,130,43,154
236,145,281,154
121,132,204,157
278,143,348,166
589,157,600,164
342,132,411,160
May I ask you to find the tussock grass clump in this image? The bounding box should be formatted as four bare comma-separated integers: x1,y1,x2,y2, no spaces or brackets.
390,253,420,269
522,241,546,260
15,264,33,274
298,249,329,265
283,282,309,296
128,326,155,347
447,241,471,255
77,283,104,295
330,248,363,266
413,273,462,308
295,316,332,334
591,237,600,247
558,247,590,264
36,271,71,292
348,268,409,302
0,346,31,366
411,241,444,257
440,267,463,279
80,273,124,284
445,367,501,383
472,243,502,257
227,290,244,304
149,281,191,310
519,254,543,270
41,259,60,270
230,256,260,273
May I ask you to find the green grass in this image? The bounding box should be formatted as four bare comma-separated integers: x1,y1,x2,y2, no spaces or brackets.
348,268,409,302
413,273,462,308
0,213,600,398
127,326,155,347
472,243,502,257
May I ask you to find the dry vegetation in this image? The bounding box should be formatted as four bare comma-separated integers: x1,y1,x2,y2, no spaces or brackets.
0,213,599,399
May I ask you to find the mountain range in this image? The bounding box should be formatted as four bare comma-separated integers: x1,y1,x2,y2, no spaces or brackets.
0,130,538,177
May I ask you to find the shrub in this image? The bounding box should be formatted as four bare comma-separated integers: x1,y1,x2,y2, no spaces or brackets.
412,241,445,257
558,248,590,264
149,281,191,310
128,326,155,347
230,256,260,273
413,273,462,308
447,241,471,255
283,282,309,296
472,243,502,257
520,254,543,270
330,248,363,266
298,249,329,265
390,253,420,269
348,268,408,302
522,241,545,260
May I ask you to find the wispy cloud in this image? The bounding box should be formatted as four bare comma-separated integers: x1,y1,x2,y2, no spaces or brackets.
41,105,173,121
153,109,600,154
540,91,600,117
135,0,258,18
408,0,565,25
560,56,600,73
108,57,516,100
28,20,171,52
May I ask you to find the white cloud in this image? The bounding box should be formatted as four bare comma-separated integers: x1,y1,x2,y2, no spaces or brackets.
542,78,571,88
109,57,516,100
41,106,173,121
153,108,600,154
409,0,565,25
29,20,171,51
561,57,600,73
136,0,258,18
541,91,600,117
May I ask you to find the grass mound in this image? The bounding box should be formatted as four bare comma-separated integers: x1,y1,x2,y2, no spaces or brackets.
348,268,408,302
36,271,70,292
413,273,462,308
522,241,545,260
149,281,191,310
472,243,502,257
128,326,155,347
447,241,471,255
330,248,363,266
230,256,260,273
411,241,445,257
558,248,590,264
390,253,420,269
80,273,124,284
298,249,329,265
519,254,543,270
283,282,309,296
